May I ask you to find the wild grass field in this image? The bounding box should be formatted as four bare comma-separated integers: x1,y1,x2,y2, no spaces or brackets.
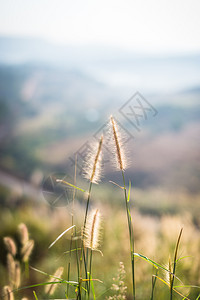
0,187,200,299
0,54,200,300
0,116,200,300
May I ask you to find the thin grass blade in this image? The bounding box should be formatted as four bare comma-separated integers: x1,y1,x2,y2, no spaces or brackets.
153,276,190,300
33,291,38,300
90,274,96,300
134,253,166,271
16,280,78,293
48,225,75,249
127,180,131,202
150,268,158,300
56,179,86,193
109,180,124,189
170,228,183,300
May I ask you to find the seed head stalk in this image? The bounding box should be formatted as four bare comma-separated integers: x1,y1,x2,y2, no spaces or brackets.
150,269,158,300
79,136,103,299
170,228,183,300
79,181,92,300
66,156,80,299
88,250,93,300
110,116,135,299
122,170,136,300
83,209,101,299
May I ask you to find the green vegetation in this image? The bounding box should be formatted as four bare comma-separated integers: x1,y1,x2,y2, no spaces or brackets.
1,116,200,299
0,64,200,299
0,65,200,193
1,189,200,299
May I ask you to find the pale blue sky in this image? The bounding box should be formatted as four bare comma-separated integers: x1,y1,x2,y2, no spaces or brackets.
0,0,200,54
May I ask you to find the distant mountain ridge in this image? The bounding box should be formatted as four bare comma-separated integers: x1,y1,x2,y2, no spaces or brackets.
1,35,200,93
0,55,199,192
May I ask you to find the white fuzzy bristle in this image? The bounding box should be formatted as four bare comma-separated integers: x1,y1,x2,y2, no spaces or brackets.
110,116,127,171
83,136,103,184
84,209,101,251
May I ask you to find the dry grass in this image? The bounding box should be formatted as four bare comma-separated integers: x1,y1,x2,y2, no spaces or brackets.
0,201,200,299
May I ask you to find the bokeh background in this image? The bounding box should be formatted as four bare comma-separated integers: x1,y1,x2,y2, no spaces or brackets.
0,1,200,299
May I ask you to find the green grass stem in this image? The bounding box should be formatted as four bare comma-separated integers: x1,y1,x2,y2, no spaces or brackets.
170,228,183,300
150,269,158,300
122,170,135,300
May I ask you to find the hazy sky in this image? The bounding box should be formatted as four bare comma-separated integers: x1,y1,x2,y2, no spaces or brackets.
0,0,200,54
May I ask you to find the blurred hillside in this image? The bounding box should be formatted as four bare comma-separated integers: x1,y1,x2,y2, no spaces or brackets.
0,36,200,198
0,35,200,300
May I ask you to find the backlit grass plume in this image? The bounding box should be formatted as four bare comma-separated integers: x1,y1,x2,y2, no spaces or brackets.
3,237,17,257
2,286,14,300
18,223,29,246
7,254,15,288
107,262,127,300
83,209,101,251
14,261,21,289
83,209,102,299
44,266,64,295
83,135,103,184
21,239,34,263
7,254,21,289
110,116,127,171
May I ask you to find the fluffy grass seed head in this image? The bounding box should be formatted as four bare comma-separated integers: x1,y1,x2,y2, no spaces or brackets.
84,209,102,251
110,116,127,171
107,262,127,300
83,135,103,184
2,286,14,300
162,256,173,288
44,266,64,295
7,254,15,288
3,237,17,257
6,255,21,289
21,239,34,262
14,261,21,289
18,223,29,246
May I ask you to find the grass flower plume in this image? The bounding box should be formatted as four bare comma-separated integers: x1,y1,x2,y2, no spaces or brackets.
2,286,14,300
83,135,103,184
44,266,64,295
3,237,17,257
107,262,127,300
18,223,29,246
110,116,127,171
84,209,102,251
21,239,34,262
